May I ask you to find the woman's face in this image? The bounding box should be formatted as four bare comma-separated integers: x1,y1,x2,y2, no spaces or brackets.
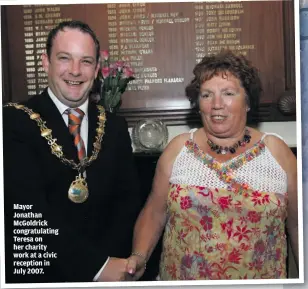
199,71,248,138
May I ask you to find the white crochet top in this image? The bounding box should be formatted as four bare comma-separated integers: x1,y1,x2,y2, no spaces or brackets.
170,130,288,195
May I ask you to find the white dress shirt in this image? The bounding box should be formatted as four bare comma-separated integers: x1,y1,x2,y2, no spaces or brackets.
48,88,110,281
48,88,89,153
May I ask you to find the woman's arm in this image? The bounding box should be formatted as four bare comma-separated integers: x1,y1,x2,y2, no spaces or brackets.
264,135,299,271
126,133,190,280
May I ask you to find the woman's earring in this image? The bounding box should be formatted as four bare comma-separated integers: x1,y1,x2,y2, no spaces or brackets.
246,107,250,112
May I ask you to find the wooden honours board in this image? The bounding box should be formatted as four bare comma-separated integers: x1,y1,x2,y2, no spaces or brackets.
2,1,295,125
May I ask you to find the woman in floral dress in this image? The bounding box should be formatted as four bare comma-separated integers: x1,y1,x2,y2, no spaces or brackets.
126,50,298,280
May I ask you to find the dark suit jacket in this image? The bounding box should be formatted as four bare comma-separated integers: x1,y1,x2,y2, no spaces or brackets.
3,89,142,283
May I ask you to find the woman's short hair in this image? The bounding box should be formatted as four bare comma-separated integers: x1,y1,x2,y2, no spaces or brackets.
185,50,263,121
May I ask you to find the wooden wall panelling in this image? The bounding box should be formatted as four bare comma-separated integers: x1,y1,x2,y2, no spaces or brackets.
1,1,296,126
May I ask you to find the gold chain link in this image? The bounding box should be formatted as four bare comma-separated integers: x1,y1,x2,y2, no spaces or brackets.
4,102,106,173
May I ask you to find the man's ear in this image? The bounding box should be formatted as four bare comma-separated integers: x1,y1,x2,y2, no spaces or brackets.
41,53,50,74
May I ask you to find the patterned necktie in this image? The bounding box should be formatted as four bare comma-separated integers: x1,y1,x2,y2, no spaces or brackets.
66,108,86,161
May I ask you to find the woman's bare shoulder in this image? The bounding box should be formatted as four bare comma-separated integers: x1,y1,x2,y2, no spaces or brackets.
160,132,191,162
152,132,191,181
256,130,296,173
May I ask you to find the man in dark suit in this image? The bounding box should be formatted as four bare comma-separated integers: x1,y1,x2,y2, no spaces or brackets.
3,20,141,283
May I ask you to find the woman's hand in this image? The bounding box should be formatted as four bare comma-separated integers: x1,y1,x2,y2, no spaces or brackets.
97,257,133,282
125,255,147,281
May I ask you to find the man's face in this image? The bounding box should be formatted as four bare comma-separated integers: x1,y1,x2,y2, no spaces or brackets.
42,28,99,108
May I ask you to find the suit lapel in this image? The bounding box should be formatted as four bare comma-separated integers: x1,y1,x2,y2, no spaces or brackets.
31,89,79,162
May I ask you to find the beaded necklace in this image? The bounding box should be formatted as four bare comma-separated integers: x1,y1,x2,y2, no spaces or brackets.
207,129,251,155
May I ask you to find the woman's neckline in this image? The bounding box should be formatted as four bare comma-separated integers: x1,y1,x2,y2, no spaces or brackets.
186,137,265,166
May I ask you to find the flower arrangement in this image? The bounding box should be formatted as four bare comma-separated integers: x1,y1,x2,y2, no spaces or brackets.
99,50,134,112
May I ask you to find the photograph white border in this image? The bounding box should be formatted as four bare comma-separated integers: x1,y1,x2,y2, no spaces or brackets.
0,0,304,288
